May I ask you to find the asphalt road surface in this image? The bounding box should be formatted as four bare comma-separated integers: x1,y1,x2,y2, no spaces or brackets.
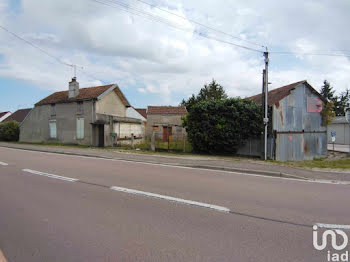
0,146,349,262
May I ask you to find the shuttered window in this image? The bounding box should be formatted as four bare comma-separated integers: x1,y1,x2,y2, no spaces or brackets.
76,118,84,139
49,120,57,139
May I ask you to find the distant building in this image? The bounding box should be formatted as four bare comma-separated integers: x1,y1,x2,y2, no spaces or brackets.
20,78,144,147
3,109,31,124
327,116,349,145
249,80,327,161
0,111,12,122
146,106,187,141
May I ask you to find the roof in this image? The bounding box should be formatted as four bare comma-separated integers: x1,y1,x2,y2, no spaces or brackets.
0,112,10,119
330,116,348,124
248,80,324,106
3,108,31,123
147,106,187,115
135,108,147,119
35,84,131,107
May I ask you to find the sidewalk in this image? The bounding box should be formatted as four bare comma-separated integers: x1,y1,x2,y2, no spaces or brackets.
328,143,350,153
1,142,350,182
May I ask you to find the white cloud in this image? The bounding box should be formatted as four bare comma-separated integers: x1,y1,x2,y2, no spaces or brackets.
1,0,350,106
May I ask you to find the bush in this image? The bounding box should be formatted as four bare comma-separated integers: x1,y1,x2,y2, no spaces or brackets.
183,98,263,154
0,121,20,141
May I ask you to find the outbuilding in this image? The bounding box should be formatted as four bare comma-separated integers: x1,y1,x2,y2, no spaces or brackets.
249,80,327,161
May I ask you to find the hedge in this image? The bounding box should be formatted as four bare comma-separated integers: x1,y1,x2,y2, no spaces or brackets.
0,121,20,141
183,98,263,154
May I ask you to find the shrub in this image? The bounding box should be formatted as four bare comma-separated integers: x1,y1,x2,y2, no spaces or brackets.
183,98,263,154
0,121,20,141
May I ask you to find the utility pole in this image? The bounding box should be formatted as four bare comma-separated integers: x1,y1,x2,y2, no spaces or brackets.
263,50,269,160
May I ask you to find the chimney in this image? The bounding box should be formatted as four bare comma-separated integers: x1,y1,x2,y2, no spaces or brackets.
68,77,79,98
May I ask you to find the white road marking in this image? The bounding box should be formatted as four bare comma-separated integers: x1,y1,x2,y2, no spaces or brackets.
22,169,78,182
0,161,8,166
3,147,350,185
316,223,350,230
110,186,230,213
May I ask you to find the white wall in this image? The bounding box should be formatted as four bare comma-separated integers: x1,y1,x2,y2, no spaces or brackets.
0,112,12,122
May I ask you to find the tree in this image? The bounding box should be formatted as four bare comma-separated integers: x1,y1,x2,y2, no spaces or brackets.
181,80,228,112
0,121,19,141
183,98,263,154
320,80,335,101
333,89,350,116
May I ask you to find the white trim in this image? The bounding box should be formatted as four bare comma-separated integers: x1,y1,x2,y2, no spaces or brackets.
96,84,117,101
110,186,230,213
0,112,12,122
0,162,8,166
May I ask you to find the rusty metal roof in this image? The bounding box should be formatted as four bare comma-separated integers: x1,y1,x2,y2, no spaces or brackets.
248,80,326,106
147,106,187,115
35,84,130,107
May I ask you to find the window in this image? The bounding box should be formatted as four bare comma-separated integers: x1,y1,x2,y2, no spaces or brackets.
77,101,84,114
76,118,84,139
51,104,56,116
49,120,57,139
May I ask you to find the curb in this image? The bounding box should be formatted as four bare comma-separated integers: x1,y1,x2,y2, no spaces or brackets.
0,145,312,181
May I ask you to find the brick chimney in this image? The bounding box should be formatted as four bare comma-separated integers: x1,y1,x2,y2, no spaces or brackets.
68,77,79,98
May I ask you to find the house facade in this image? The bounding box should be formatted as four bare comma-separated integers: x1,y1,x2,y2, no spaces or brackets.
20,78,144,147
146,106,187,141
249,80,327,161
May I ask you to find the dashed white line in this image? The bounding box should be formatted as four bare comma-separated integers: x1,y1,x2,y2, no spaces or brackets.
316,223,350,230
22,169,78,182
0,161,8,166
110,186,230,213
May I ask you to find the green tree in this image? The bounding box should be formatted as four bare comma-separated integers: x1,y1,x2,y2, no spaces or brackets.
320,80,335,101
181,80,227,112
333,89,349,116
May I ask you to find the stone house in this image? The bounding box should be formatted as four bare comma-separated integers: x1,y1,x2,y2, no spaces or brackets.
20,78,144,147
146,106,187,141
249,80,327,161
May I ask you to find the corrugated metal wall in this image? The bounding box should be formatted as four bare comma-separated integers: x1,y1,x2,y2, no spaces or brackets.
273,83,327,161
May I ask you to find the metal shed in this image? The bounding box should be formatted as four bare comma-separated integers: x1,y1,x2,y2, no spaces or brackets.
249,81,327,161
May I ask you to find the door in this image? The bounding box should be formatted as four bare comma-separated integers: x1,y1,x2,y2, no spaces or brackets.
98,125,104,147
162,126,172,142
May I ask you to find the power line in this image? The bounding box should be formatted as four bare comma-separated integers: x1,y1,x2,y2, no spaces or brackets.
0,24,74,68
91,0,263,53
131,0,265,48
270,50,350,58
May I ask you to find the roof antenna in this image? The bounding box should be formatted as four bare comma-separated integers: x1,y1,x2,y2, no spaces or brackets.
72,64,83,79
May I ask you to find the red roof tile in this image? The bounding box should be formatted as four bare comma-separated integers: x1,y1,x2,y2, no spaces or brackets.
248,80,308,106
3,108,31,123
147,106,187,115
36,84,130,107
135,108,147,119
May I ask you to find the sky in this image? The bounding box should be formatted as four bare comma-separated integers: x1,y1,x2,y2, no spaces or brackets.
1,0,350,112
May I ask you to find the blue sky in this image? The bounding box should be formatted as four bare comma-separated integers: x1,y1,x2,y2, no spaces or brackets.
1,0,350,113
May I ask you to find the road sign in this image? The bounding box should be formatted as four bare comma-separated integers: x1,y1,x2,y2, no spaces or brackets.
331,137,336,143
331,130,336,137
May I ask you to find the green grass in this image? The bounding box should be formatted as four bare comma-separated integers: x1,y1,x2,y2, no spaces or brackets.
5,141,90,149
271,158,350,169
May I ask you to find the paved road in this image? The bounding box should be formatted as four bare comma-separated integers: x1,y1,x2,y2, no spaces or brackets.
0,147,349,261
